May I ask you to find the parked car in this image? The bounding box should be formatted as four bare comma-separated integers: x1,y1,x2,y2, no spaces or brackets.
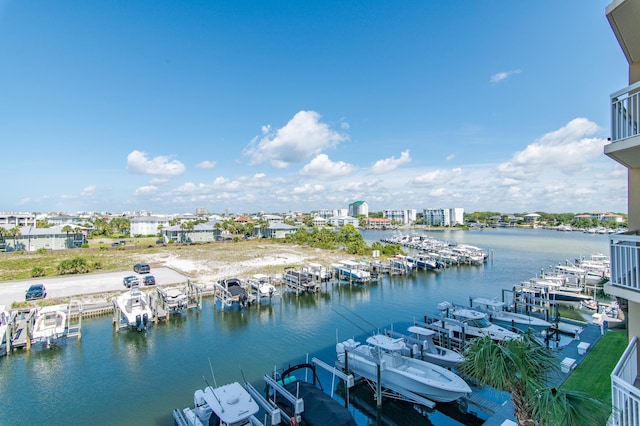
133,263,150,274
143,275,156,286
25,284,47,300
123,276,140,288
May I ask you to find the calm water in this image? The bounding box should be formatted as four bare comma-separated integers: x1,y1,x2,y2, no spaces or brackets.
0,228,610,426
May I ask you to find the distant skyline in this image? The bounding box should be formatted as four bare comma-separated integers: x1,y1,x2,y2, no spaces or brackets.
0,1,629,215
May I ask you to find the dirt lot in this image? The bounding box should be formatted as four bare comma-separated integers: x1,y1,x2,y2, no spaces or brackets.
0,241,349,308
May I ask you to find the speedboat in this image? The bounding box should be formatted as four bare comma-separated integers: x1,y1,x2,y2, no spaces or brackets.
436,302,521,341
336,335,471,403
174,381,264,426
157,286,188,313
406,326,465,368
266,363,357,426
471,297,552,332
115,286,153,331
32,305,67,344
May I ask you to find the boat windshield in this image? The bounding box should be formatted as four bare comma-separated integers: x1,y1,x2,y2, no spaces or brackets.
466,317,492,328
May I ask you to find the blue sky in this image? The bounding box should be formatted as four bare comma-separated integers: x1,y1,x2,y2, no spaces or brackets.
0,1,629,215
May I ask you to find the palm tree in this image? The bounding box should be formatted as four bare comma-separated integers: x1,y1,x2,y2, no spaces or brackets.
62,225,74,249
458,332,608,425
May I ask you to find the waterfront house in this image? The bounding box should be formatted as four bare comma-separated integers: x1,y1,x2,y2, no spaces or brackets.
257,222,298,239
602,1,640,424
365,217,392,230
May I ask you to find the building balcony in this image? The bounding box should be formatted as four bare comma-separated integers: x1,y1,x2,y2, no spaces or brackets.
605,82,640,168
610,336,640,426
608,231,640,303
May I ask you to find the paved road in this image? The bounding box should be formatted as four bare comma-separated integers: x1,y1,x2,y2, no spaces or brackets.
0,267,189,307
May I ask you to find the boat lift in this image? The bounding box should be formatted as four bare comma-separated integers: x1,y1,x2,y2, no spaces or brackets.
336,344,436,410
264,356,355,425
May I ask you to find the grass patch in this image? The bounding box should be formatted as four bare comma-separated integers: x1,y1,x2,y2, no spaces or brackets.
561,329,628,405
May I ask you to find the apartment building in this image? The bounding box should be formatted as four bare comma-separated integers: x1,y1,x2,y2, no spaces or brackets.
602,1,640,424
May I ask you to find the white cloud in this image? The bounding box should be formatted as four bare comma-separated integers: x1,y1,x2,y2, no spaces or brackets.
244,110,349,168
490,69,522,84
81,186,96,196
446,154,455,161
196,160,217,169
291,183,326,195
133,185,158,196
370,150,411,174
127,150,186,176
497,118,605,180
411,168,463,186
300,154,357,180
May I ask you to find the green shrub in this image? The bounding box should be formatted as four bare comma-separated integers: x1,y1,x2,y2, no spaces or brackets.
31,267,45,277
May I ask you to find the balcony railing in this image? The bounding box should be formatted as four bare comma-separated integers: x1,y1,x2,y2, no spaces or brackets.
610,336,639,426
610,231,640,292
611,82,640,142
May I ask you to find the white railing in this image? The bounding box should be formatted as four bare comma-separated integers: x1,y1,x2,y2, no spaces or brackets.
611,82,640,142
610,232,640,292
610,337,640,426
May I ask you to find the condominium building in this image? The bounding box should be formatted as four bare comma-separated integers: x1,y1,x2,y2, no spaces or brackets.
383,209,417,225
602,1,640,424
423,208,464,226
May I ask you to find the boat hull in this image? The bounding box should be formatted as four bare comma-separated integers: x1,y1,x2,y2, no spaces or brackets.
337,341,470,403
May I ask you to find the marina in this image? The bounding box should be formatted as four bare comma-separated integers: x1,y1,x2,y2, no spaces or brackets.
0,228,614,425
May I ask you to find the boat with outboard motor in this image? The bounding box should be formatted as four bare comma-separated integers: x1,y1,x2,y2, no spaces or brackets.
336,334,471,403
435,301,521,341
115,285,153,331
32,305,67,344
470,297,552,332
217,278,255,308
405,326,465,368
157,286,188,313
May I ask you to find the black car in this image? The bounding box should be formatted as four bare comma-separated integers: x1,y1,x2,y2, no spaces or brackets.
133,263,150,274
143,275,156,286
25,284,47,300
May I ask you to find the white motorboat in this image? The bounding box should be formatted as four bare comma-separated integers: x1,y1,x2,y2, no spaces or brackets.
174,381,264,426
471,297,552,332
157,286,188,313
332,260,371,283
115,286,153,331
336,335,471,403
406,326,465,368
303,263,333,282
248,274,279,298
32,305,67,344
436,302,521,341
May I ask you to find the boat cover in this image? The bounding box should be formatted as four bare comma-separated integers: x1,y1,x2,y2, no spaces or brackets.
282,381,356,426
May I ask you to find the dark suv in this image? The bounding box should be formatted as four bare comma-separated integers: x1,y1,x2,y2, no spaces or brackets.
143,275,156,286
25,284,47,300
133,263,150,274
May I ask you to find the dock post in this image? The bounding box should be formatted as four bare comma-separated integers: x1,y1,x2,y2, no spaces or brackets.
376,363,382,408
25,319,31,351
